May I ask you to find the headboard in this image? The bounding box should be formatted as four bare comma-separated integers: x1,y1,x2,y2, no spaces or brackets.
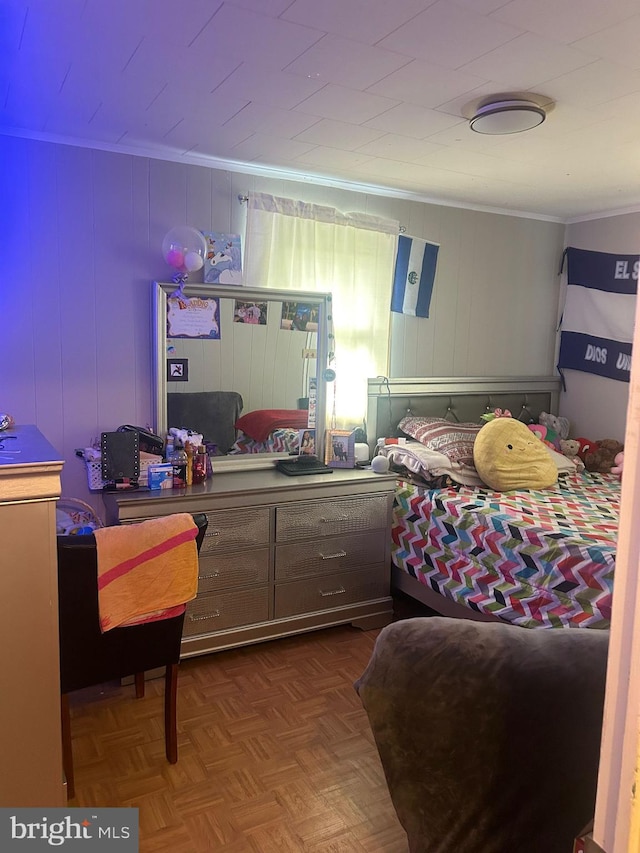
366,376,562,449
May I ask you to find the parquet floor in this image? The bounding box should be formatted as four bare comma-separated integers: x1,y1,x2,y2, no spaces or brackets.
68,596,430,852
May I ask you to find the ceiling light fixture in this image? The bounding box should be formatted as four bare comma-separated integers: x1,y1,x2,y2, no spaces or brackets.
469,98,547,135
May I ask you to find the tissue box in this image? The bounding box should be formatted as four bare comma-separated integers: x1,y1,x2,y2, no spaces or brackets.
147,463,173,490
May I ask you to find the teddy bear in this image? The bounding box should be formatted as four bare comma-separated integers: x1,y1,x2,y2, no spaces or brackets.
583,439,624,474
538,412,570,449
559,438,585,472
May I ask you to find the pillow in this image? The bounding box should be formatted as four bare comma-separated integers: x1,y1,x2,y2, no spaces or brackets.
379,441,484,487
473,417,557,491
546,445,578,475
234,408,309,443
398,416,481,467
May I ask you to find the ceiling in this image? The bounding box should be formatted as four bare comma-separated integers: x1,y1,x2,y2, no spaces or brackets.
4,0,640,222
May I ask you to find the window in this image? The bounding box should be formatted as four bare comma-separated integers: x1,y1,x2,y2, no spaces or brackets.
244,192,398,427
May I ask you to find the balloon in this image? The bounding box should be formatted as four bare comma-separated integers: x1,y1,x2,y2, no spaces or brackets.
162,226,207,274
166,248,184,269
184,250,204,272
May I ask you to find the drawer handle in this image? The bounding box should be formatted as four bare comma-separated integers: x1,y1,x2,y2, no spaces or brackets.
319,585,346,597
199,571,220,579
320,515,349,523
205,530,221,538
319,549,347,560
189,610,221,621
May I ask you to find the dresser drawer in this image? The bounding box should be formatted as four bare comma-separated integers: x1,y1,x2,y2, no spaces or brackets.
274,565,388,618
200,507,270,554
197,548,270,594
276,494,389,542
183,587,270,636
275,531,387,581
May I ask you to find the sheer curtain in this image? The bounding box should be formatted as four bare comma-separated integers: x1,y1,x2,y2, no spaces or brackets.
243,192,399,428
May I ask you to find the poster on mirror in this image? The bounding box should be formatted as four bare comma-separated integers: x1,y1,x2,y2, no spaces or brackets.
281,302,319,331
234,300,267,324
167,296,220,339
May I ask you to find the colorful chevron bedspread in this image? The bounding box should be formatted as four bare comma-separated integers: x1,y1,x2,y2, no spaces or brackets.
230,427,300,454
392,472,619,628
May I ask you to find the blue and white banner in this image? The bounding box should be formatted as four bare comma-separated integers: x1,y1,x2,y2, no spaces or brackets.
558,247,638,383
391,235,439,318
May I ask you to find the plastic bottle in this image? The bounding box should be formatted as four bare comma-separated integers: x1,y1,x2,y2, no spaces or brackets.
170,441,188,489
193,445,207,484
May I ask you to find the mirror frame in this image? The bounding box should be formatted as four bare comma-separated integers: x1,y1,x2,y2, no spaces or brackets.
153,281,331,471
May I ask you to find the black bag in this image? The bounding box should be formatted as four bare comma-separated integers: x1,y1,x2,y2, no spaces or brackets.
117,425,164,456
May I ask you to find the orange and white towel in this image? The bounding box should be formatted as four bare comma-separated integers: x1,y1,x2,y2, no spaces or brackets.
94,513,199,632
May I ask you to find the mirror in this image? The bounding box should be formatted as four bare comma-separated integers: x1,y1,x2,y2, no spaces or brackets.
153,282,331,470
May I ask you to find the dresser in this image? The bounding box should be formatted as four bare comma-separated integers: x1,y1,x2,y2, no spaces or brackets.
103,468,396,657
0,425,65,805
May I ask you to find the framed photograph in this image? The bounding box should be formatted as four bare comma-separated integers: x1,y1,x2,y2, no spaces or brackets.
167,358,189,382
325,429,356,468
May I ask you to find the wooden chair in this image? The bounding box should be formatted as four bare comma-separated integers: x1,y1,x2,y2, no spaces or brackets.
57,513,207,799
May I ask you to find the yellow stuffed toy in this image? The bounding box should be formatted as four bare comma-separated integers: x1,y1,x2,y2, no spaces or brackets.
474,417,558,491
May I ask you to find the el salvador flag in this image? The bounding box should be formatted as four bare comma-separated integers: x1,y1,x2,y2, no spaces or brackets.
391,235,439,318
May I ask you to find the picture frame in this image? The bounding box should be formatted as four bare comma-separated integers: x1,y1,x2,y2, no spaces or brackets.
325,429,356,468
167,358,189,381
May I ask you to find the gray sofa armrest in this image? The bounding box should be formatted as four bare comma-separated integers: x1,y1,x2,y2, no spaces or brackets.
355,617,609,853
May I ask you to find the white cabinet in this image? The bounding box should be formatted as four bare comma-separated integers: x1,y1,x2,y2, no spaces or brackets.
0,425,65,806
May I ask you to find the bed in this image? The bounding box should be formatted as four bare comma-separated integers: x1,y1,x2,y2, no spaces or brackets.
167,394,310,456
366,376,619,629
230,426,301,454
229,408,310,454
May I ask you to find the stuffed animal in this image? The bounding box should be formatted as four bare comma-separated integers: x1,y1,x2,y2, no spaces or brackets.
169,427,204,449
574,437,597,462
539,412,570,448
611,451,624,477
474,417,557,491
583,439,624,474
528,423,559,451
481,407,512,422
559,438,585,472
